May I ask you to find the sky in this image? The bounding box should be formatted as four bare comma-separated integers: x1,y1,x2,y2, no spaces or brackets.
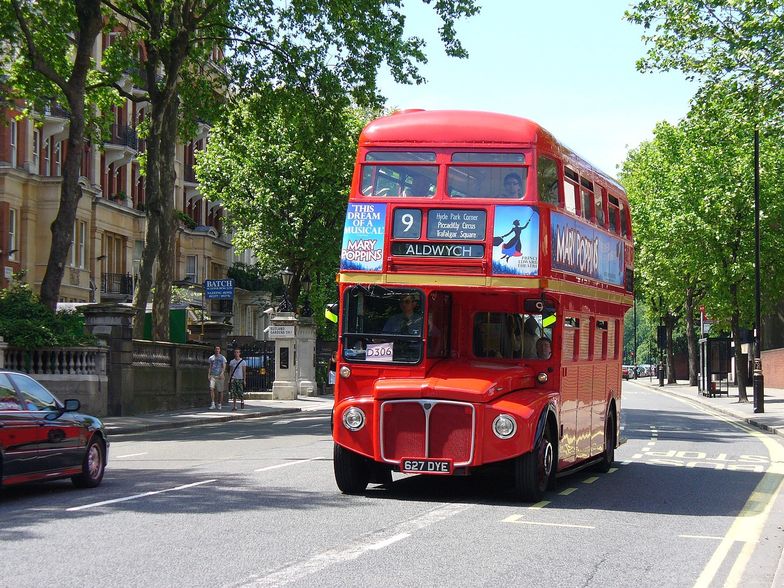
377,0,700,177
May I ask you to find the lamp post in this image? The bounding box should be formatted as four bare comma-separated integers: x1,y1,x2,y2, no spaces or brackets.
300,273,312,317
278,267,294,313
753,129,764,413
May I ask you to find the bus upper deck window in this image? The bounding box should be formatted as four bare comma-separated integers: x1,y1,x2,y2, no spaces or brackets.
620,202,629,237
361,151,437,197
536,156,559,204
594,187,606,227
608,195,620,233
563,168,578,215
448,152,527,199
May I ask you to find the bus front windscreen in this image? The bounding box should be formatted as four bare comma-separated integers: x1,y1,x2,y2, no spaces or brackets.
342,287,425,364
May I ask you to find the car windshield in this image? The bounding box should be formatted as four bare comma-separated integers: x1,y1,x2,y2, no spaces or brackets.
342,286,425,364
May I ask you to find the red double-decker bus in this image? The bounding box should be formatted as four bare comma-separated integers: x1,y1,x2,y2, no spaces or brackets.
333,110,633,501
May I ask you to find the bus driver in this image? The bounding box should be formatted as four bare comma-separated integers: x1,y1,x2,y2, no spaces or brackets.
383,294,423,335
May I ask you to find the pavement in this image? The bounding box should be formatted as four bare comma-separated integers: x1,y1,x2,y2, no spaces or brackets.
102,395,335,435
631,376,784,439
102,378,784,440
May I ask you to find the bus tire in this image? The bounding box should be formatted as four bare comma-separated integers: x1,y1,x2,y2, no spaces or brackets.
596,412,616,473
333,443,370,494
514,424,555,502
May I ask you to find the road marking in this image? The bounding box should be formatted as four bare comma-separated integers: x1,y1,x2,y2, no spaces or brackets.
529,501,550,508
233,435,254,440
114,452,148,458
608,467,618,473
655,391,784,588
582,476,599,484
272,420,292,425
559,487,577,496
504,518,595,529
232,503,472,587
647,441,657,446
679,535,725,540
67,479,216,511
254,457,321,472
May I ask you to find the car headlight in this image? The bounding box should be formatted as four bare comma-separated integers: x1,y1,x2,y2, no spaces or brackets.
339,365,351,378
537,372,548,384
492,414,517,439
342,407,365,431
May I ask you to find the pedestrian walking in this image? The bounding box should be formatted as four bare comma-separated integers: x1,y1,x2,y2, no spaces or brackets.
228,347,246,411
327,351,337,394
208,345,226,410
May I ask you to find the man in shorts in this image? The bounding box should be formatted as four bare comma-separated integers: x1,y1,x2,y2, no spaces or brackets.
208,345,226,409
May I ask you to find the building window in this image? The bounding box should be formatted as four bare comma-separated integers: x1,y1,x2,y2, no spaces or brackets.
55,141,62,176
32,129,40,173
8,209,17,261
71,220,86,268
9,121,17,168
185,255,198,283
43,137,51,176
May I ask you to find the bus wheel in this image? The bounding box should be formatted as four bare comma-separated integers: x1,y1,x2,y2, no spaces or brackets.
334,443,370,494
596,413,616,473
515,425,555,502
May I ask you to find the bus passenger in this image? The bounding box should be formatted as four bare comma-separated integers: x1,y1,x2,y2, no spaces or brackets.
523,316,541,358
536,337,552,360
500,172,523,198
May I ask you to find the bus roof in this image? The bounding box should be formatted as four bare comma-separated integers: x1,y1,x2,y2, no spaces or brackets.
360,109,624,193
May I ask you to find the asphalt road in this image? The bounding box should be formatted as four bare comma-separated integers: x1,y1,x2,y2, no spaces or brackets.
2,382,783,587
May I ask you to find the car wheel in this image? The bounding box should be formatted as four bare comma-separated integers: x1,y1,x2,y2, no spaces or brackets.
514,424,556,502
333,443,370,494
596,413,616,473
72,436,106,488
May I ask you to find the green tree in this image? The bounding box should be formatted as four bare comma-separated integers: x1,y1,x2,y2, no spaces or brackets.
0,0,117,310
196,88,371,310
626,0,784,113
112,0,477,340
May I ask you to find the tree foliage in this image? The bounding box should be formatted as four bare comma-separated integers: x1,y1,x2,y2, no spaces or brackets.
626,0,784,112
196,87,372,307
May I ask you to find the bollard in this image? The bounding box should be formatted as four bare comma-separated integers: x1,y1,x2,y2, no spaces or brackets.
658,363,664,387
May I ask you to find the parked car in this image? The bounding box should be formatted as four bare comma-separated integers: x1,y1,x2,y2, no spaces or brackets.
0,371,108,489
622,365,637,380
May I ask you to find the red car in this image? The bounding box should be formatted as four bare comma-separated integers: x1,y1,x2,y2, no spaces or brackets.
0,371,108,489
622,365,637,380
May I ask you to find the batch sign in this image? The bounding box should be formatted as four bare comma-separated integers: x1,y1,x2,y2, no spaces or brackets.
204,279,235,300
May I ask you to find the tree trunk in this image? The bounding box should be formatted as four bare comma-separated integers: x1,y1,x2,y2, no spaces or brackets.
39,108,84,310
665,314,677,384
731,312,748,402
684,288,699,386
152,96,179,342
132,101,163,339
35,0,102,310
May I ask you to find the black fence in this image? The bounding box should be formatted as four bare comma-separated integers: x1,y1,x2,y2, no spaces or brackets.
235,340,275,391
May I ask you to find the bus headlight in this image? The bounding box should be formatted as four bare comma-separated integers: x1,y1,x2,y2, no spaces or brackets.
537,372,548,384
339,366,351,378
492,414,517,439
342,407,365,431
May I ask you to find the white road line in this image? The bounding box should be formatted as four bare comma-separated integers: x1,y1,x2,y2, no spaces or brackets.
679,535,724,540
505,519,595,529
114,452,148,459
67,479,216,512
254,457,322,472
272,420,292,425
231,503,472,587
234,435,254,440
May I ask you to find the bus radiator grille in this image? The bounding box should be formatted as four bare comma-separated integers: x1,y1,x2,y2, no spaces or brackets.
380,400,475,466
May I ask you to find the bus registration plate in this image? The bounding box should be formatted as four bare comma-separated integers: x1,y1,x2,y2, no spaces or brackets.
400,458,453,475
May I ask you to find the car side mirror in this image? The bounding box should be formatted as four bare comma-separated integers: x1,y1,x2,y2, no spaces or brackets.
64,399,80,412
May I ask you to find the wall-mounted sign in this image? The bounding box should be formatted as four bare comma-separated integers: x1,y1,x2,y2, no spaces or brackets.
204,278,234,300
426,209,486,241
340,203,387,272
265,325,295,339
391,242,484,258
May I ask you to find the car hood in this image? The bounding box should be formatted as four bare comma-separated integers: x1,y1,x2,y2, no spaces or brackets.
372,359,536,402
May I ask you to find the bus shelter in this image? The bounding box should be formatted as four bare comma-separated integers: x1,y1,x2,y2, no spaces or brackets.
698,337,731,397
